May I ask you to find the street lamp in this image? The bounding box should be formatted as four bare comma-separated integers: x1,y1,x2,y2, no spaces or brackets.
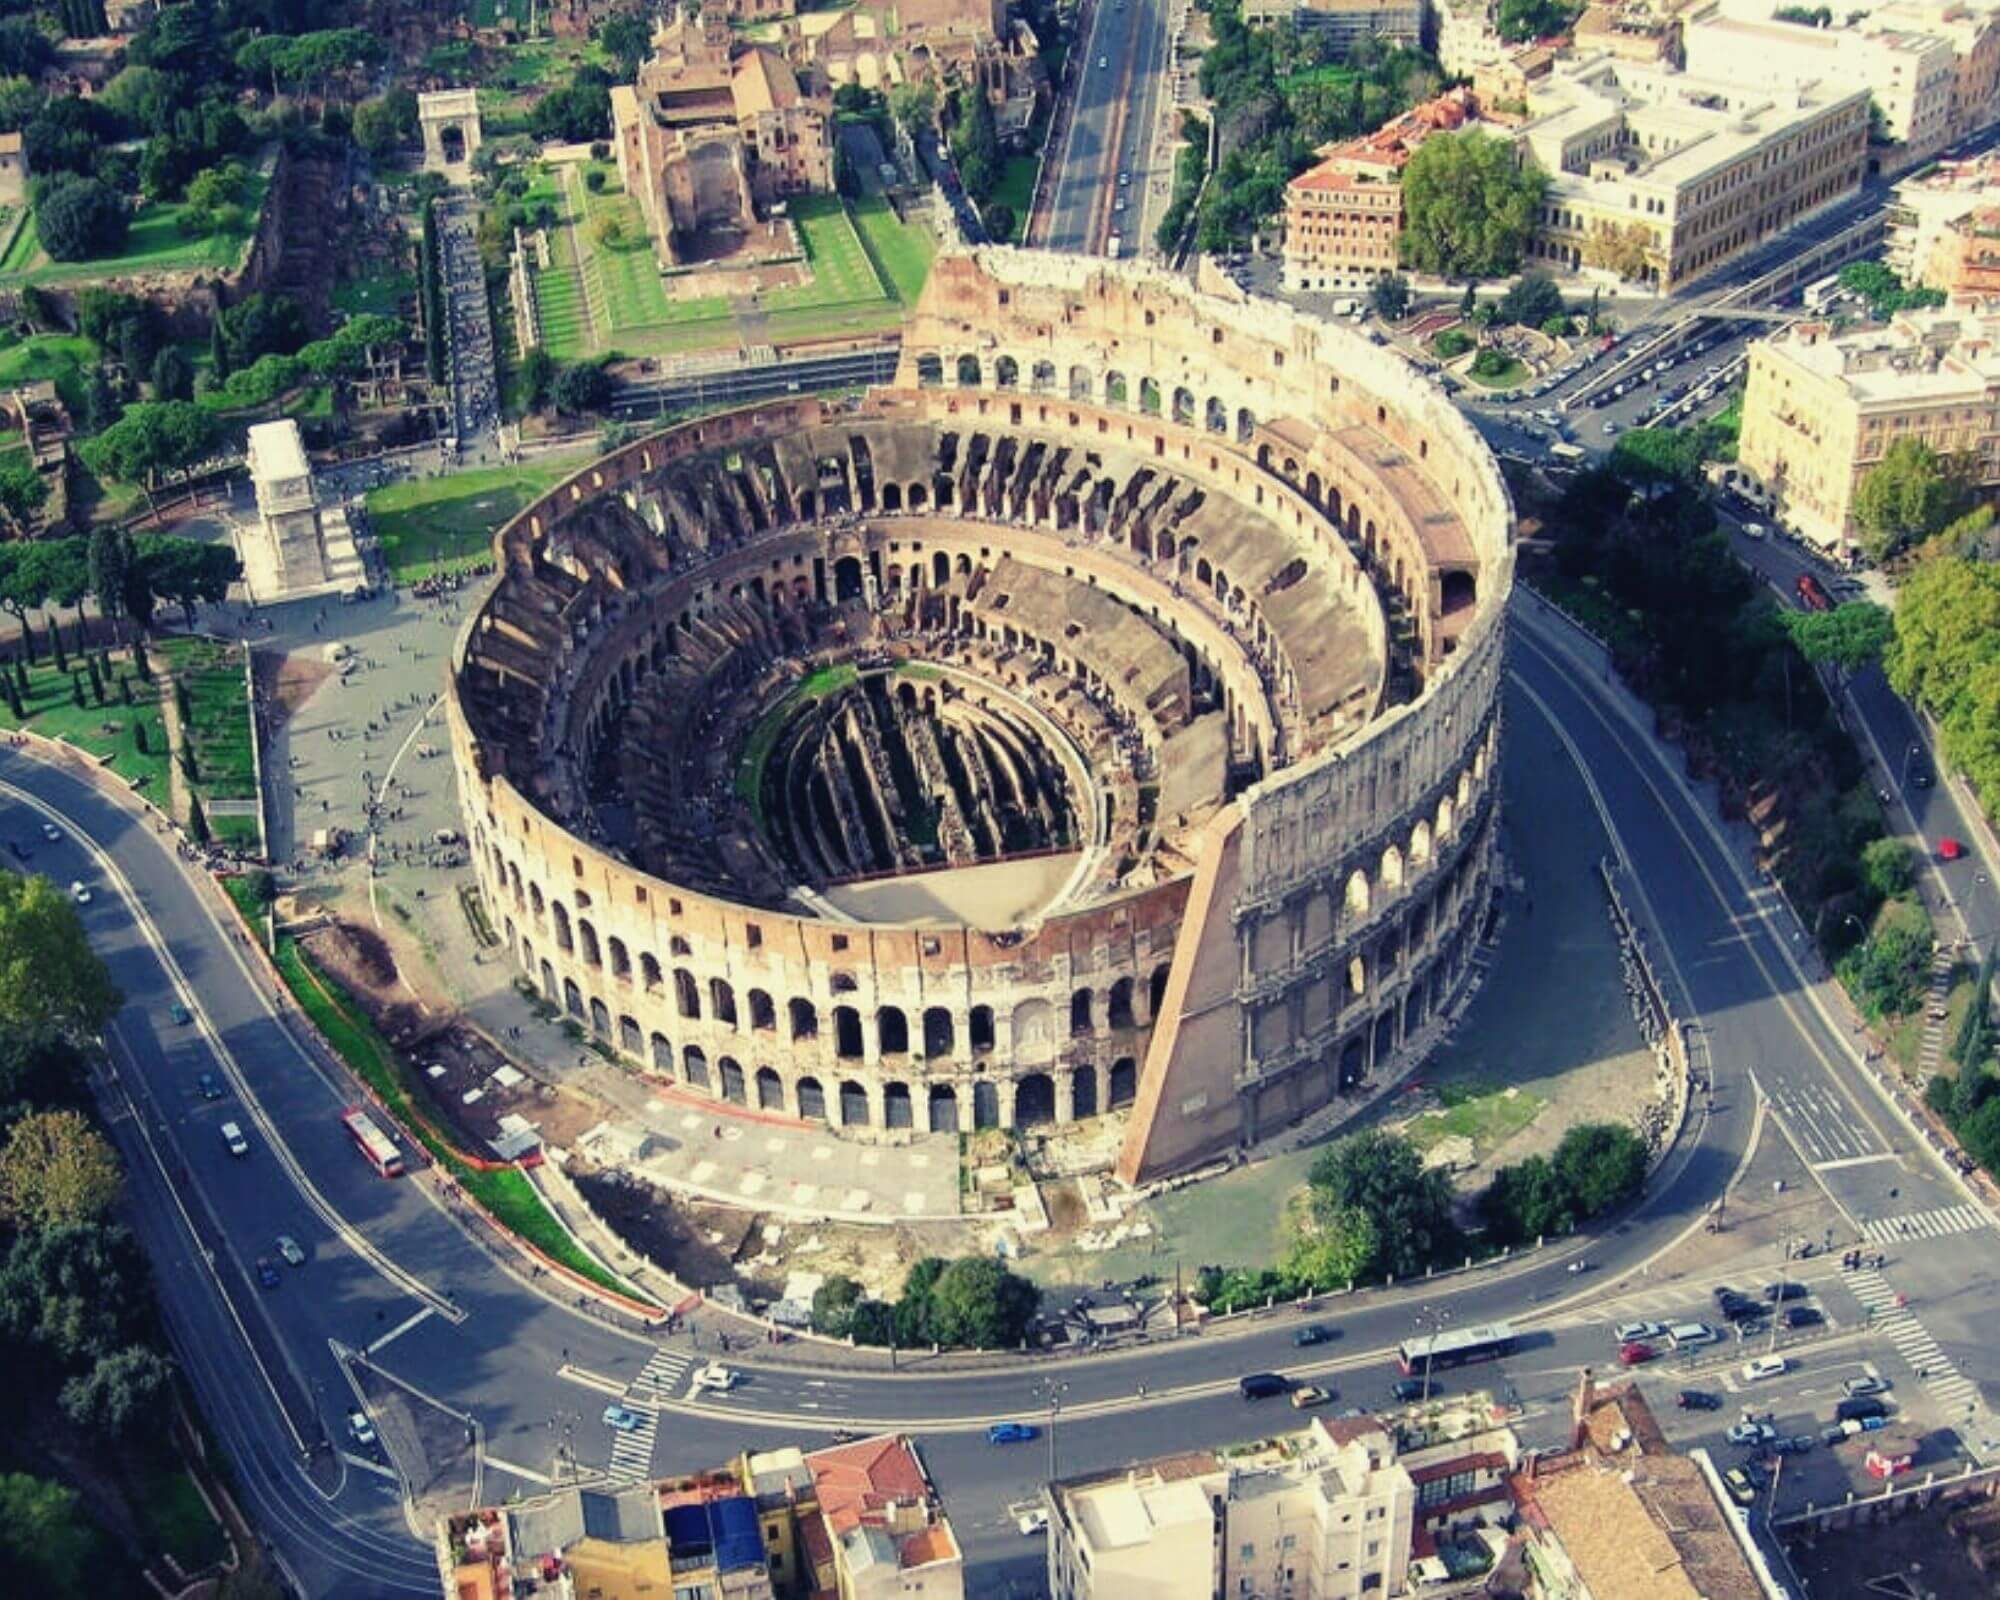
1038,1378,1071,1484
1414,1307,1452,1403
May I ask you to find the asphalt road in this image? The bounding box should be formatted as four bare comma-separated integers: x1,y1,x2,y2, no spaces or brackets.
1045,0,1169,255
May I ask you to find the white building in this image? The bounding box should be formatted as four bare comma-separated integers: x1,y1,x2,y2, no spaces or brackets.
1243,0,1425,52
1046,1417,1418,1600
237,419,365,603
1434,0,1509,77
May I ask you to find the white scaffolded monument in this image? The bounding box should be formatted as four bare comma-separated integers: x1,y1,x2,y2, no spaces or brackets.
234,419,365,603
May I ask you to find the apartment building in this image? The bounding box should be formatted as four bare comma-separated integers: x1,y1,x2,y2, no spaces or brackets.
1511,1374,1764,1600
1681,10,1956,171
1281,90,1480,294
1867,0,2000,143
1434,0,1510,77
1242,0,1424,51
435,1435,962,1600
1737,302,2000,555
1517,54,1870,292
1889,155,2000,292
1045,1416,1422,1600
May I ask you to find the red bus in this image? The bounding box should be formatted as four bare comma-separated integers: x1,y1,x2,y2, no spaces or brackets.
341,1107,405,1178
1795,573,1833,613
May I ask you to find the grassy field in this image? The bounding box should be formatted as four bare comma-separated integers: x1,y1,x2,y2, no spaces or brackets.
0,332,97,413
137,1466,229,1571
991,157,1038,241
1402,1081,1546,1158
273,934,648,1302
1466,354,1529,390
156,635,257,801
366,456,595,580
0,649,170,799
852,193,934,303
332,266,415,318
0,166,272,288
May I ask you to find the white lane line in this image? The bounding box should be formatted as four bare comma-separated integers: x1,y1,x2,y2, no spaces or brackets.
366,1304,435,1356
481,1455,554,1487
340,1452,400,1482
1813,1153,1900,1172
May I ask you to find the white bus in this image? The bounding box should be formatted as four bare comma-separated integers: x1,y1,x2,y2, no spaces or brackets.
1803,272,1843,311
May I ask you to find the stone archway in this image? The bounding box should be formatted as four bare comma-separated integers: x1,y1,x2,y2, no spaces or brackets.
1015,1072,1056,1126
419,89,483,177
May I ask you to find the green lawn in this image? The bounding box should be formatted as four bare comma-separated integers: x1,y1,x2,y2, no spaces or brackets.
0,649,170,799
155,635,258,801
136,1466,229,1572
0,164,273,288
852,193,935,304
332,267,416,318
1401,1081,1546,1158
0,332,96,413
274,933,649,1302
366,456,596,580
991,157,1038,241
1466,354,1529,390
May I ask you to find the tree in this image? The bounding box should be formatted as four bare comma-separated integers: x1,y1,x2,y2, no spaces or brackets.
1861,836,1916,898
150,345,194,402
1610,426,1707,487
1369,271,1411,321
0,461,45,538
1305,1129,1459,1279
1839,918,1933,1019
1498,270,1563,328
924,1256,1041,1349
352,88,417,156
1581,219,1652,282
1854,438,1970,560
79,402,220,512
889,82,938,138
181,160,249,231
598,12,652,77
1550,1122,1648,1217
519,346,557,410
1496,0,1579,39
60,1344,173,1439
981,201,1016,242
1284,1199,1377,1288
529,81,612,144
0,1109,121,1232
0,1221,147,1366
0,17,51,80
1478,1153,1575,1245
35,176,127,264
132,536,239,627
219,293,309,369
0,1473,107,1597
1399,131,1545,281
810,1274,864,1337
0,1031,88,1115
0,873,121,1038
590,210,626,250
1782,601,1892,673
553,361,612,415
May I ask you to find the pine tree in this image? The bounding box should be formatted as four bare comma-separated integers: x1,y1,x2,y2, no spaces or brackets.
174,679,190,721
187,794,209,846
210,318,230,382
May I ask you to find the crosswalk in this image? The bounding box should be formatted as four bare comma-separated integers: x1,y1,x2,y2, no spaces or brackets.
1858,1202,1992,1243
1914,950,1957,1086
605,1347,694,1484
1844,1266,1984,1421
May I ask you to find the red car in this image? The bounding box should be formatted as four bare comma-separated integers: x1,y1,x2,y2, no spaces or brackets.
1618,1341,1656,1367
1940,837,1966,862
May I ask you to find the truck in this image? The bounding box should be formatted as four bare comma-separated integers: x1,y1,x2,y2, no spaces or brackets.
1795,572,1833,613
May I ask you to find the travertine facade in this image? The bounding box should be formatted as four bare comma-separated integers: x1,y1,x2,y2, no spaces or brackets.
447,249,1512,1183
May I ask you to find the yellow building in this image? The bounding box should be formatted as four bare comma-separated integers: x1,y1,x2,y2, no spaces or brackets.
1737,304,2000,557
1518,55,1870,293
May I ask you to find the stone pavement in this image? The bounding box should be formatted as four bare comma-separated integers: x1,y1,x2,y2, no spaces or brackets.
178,579,967,1224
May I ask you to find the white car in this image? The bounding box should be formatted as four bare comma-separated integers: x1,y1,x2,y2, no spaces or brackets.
1614,1321,1666,1344
1098,53,1108,68
347,1409,377,1447
40,822,59,841
1741,1356,1788,1382
1743,522,1767,539
1017,1506,1050,1536
69,881,90,905
691,1363,739,1393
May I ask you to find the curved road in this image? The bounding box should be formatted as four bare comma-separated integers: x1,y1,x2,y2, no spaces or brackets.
7,594,1993,1594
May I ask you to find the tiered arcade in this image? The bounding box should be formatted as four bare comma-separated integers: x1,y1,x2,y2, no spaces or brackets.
446,249,1514,1183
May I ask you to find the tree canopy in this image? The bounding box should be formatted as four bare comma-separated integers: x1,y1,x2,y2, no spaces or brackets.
1398,131,1546,281
924,1256,1040,1349
1853,437,1970,561
1496,0,1582,40
35,176,127,263
0,1110,122,1232
1781,601,1893,672
0,874,121,1039
1304,1129,1459,1279
79,401,220,505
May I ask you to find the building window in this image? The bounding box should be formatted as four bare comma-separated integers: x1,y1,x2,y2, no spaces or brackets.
832,933,850,952
1241,1544,1256,1561
747,924,763,949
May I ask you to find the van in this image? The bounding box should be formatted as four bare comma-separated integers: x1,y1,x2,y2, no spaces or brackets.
221,1121,249,1157
1835,1396,1888,1422
1668,1321,1717,1349
1239,1372,1290,1400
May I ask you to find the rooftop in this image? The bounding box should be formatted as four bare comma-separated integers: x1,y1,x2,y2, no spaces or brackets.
1760,302,2000,403
805,1434,961,1571
247,418,310,483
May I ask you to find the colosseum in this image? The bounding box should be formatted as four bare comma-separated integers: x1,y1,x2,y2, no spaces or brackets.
445,248,1514,1185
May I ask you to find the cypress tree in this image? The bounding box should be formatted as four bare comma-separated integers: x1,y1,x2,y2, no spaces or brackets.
132,636,150,680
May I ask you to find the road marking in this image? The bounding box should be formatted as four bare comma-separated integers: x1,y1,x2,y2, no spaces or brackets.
1858,1203,1991,1243
482,1454,554,1487
366,1305,435,1356
340,1451,399,1481
1812,1152,1901,1173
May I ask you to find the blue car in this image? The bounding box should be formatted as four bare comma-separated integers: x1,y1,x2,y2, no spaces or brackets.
603,1404,647,1433
987,1422,1040,1445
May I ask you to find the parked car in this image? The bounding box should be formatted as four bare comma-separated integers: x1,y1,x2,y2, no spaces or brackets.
1290,1385,1334,1409
1774,1435,1816,1456
221,1120,249,1156
1784,1306,1823,1330
1677,1390,1722,1411
1668,1322,1719,1349
347,1410,376,1447
1722,1467,1759,1506
69,881,90,905
196,1072,224,1101
1615,1321,1666,1344
1742,1356,1788,1383
1618,1342,1656,1367
987,1422,1040,1444
1836,1396,1888,1422
1726,1421,1777,1447
1391,1377,1431,1402
603,1404,647,1434
1239,1373,1290,1401
1763,1282,1808,1302
1016,1507,1050,1536
1843,1376,1890,1398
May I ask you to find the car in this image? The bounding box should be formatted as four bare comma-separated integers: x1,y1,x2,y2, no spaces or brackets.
1722,1467,1758,1507
1722,1299,1764,1325
1841,1414,1888,1436
1712,1284,1742,1306
1668,1322,1719,1349
1836,1396,1888,1422
1784,1306,1823,1330
169,1002,192,1025
1677,1390,1722,1411
1742,1356,1788,1382
1290,1385,1334,1409
1118,172,1130,187
221,1120,248,1156
987,1422,1040,1444
275,1235,305,1267
1602,421,1620,435
1774,1434,1816,1456
1098,53,1108,67
255,1257,280,1289
1763,1282,1807,1302
602,1404,647,1433
347,1410,377,1447
1239,1373,1290,1401
1017,1506,1050,1535
69,881,90,905
1618,1342,1656,1367
1822,1424,1851,1446
1743,522,1767,539
1391,1377,1432,1402
1726,1421,1777,1447
40,823,59,841
1843,1376,1890,1398
691,1363,738,1393
1294,1324,1333,1347
196,1071,224,1100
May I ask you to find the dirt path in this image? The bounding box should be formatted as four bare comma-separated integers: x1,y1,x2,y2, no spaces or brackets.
159,667,190,827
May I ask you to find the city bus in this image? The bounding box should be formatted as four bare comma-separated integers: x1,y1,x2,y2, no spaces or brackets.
1396,1321,1515,1376
341,1107,405,1178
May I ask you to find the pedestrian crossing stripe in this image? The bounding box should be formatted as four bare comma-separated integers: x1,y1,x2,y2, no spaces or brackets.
1858,1203,1991,1243
602,1347,693,1484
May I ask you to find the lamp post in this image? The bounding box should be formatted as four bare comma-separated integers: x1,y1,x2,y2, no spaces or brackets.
1038,1377,1071,1484
1414,1306,1452,1403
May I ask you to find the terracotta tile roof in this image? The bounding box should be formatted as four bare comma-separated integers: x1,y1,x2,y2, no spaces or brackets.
1150,1450,1223,1482
733,47,801,114
898,1525,958,1569
799,1506,836,1569
806,1435,931,1535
